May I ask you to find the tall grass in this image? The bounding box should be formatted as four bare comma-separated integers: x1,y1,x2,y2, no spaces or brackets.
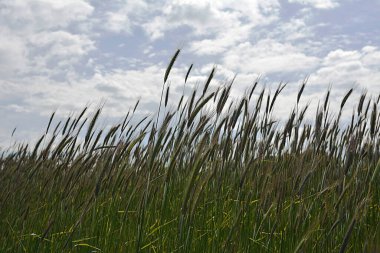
0,51,379,252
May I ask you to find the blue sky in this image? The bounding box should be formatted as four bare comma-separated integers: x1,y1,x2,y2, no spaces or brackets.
0,0,379,148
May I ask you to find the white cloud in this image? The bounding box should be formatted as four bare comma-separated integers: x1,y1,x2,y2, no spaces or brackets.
0,63,185,118
361,46,380,68
222,39,321,74
309,47,380,90
142,1,243,40
288,0,339,9
140,0,280,55
28,31,95,69
271,18,313,41
0,0,94,31
0,0,96,78
0,27,28,77
104,0,148,33
189,25,252,55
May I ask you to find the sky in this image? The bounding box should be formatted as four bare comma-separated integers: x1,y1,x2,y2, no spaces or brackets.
0,0,380,148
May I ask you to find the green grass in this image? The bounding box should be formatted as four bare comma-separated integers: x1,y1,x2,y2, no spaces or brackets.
1,51,379,252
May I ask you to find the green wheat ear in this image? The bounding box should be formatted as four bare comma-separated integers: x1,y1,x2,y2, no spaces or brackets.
164,49,180,84
0,52,379,253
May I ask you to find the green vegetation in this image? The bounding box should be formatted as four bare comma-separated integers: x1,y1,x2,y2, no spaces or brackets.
1,51,379,252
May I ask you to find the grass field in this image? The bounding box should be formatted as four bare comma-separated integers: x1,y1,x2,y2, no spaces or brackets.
1,51,379,252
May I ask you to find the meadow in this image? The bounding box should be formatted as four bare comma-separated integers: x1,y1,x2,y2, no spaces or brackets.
1,50,379,252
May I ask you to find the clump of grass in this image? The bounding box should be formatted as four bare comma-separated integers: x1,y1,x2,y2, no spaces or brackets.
0,52,379,252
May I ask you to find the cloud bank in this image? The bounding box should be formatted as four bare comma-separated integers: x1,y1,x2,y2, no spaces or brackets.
0,0,379,147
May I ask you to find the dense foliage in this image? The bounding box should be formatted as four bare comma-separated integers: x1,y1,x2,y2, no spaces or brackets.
1,51,379,252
